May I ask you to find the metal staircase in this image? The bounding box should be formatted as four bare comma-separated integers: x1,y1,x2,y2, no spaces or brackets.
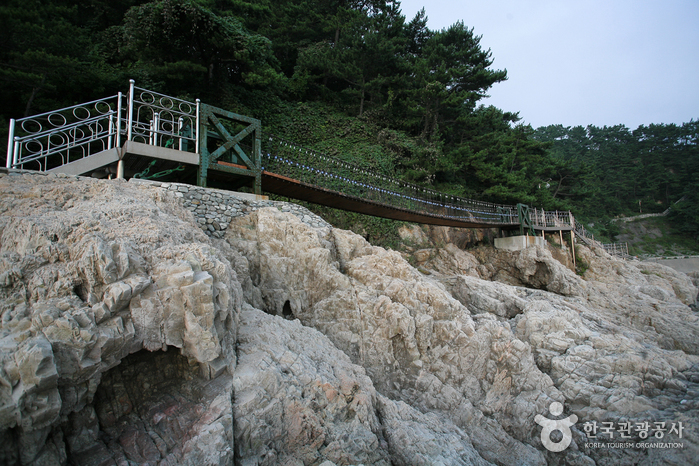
7,81,200,177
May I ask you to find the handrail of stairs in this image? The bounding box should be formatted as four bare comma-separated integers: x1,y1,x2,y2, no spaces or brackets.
6,94,122,171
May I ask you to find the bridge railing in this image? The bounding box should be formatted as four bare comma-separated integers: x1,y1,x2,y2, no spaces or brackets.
572,220,602,248
602,242,629,257
263,135,519,225
530,209,575,229
6,83,604,236
6,95,122,171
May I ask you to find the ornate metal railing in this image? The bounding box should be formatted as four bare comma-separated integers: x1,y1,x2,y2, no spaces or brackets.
127,81,199,153
6,80,200,172
263,135,520,224
6,95,122,171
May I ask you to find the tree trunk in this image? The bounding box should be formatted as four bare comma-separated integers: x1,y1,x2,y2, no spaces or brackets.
553,175,566,198
24,74,46,117
358,78,365,117
431,100,439,140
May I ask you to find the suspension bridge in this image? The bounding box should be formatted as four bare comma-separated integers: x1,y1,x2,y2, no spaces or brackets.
5,80,600,247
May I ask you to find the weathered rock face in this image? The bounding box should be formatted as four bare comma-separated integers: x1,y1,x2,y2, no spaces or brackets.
224,208,699,465
0,173,240,465
398,224,497,250
576,245,699,355
1,171,698,466
411,243,699,464
83,348,234,465
234,305,491,466
223,208,574,465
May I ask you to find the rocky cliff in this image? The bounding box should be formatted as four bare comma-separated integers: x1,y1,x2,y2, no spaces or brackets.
0,171,697,465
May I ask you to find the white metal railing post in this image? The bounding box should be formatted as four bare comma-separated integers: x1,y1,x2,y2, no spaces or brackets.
149,118,155,145
116,92,122,148
195,99,201,154
178,117,184,151
13,137,20,168
7,119,15,168
120,81,135,180
153,113,160,146
108,111,114,149
127,79,135,142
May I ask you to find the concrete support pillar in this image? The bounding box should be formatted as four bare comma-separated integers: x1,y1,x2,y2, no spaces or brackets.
116,159,124,179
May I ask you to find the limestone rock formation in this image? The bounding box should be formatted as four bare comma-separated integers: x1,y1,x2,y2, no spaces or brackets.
223,208,568,465
223,208,699,465
1,171,697,466
234,305,491,466
0,173,240,465
397,224,496,250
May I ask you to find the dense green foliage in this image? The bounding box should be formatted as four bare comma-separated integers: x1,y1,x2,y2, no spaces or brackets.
533,122,699,240
1,0,697,243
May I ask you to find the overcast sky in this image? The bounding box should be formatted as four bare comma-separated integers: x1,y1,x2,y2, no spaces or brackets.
398,0,699,130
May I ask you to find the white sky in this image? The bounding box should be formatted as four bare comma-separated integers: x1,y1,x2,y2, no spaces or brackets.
398,0,699,130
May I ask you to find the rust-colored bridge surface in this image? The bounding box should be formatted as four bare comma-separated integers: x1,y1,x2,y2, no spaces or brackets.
260,169,520,229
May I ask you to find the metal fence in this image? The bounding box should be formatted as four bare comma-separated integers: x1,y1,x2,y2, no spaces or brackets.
6,80,199,171
603,242,629,257
6,95,121,171
127,81,199,153
530,208,575,229
573,221,598,246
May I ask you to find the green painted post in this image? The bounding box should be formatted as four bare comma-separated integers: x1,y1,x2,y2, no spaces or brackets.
517,203,534,236
254,124,262,195
198,107,209,187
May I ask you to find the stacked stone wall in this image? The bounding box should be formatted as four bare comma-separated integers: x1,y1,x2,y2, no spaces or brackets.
129,179,332,236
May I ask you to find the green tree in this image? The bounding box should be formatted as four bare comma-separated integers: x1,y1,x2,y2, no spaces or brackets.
117,0,284,97
0,0,109,118
438,107,566,207
532,125,597,213
668,120,699,238
405,21,507,142
293,0,406,116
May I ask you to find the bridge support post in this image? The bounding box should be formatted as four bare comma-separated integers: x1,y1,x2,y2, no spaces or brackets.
253,131,262,194
197,110,209,187
6,119,15,168
197,103,261,193
517,204,534,236
117,159,124,179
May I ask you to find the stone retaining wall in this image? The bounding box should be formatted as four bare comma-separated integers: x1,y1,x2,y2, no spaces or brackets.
129,178,332,237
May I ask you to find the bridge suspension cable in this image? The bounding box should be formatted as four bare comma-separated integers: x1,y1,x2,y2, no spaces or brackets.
263,134,520,225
